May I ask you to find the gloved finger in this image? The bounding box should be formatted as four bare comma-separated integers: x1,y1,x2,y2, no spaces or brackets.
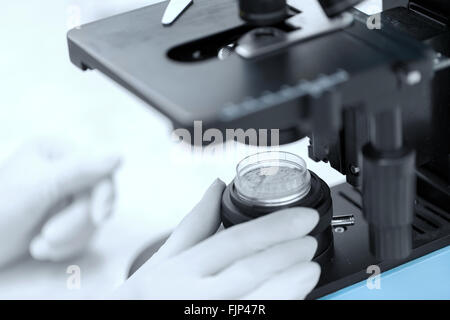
240,261,321,300
148,179,225,266
29,195,96,261
90,178,116,226
176,207,319,276
213,236,317,298
39,194,93,246
30,230,96,262
30,230,95,262
46,154,121,205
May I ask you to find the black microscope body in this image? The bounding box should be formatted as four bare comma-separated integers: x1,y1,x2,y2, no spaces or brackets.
67,0,450,298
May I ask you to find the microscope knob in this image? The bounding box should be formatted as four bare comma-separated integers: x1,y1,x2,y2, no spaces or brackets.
238,0,288,26
362,144,416,260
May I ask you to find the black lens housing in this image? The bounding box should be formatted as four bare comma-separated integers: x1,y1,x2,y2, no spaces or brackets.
221,171,333,260
238,0,288,25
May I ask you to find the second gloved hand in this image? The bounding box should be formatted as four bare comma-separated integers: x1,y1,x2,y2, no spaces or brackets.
116,179,321,300
0,139,121,267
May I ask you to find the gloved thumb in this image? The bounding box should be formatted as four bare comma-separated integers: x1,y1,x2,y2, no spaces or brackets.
148,178,226,266
30,178,116,262
29,194,95,262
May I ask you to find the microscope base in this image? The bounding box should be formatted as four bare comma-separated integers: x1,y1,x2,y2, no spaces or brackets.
307,182,450,299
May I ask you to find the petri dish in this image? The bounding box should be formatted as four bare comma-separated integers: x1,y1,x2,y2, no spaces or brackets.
234,151,311,207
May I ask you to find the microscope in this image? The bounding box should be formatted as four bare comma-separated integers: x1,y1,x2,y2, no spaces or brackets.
67,0,450,298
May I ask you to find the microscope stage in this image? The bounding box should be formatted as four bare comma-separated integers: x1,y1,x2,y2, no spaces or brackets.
67,0,432,135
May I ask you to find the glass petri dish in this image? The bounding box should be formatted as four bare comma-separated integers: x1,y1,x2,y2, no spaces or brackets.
234,151,311,207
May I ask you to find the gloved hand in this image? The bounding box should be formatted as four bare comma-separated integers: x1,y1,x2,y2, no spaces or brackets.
116,179,321,300
0,139,121,267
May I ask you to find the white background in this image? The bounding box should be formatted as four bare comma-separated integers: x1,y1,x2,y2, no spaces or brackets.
0,0,380,299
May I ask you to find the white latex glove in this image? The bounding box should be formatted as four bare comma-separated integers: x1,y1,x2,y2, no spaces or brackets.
116,179,321,300
0,139,121,267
